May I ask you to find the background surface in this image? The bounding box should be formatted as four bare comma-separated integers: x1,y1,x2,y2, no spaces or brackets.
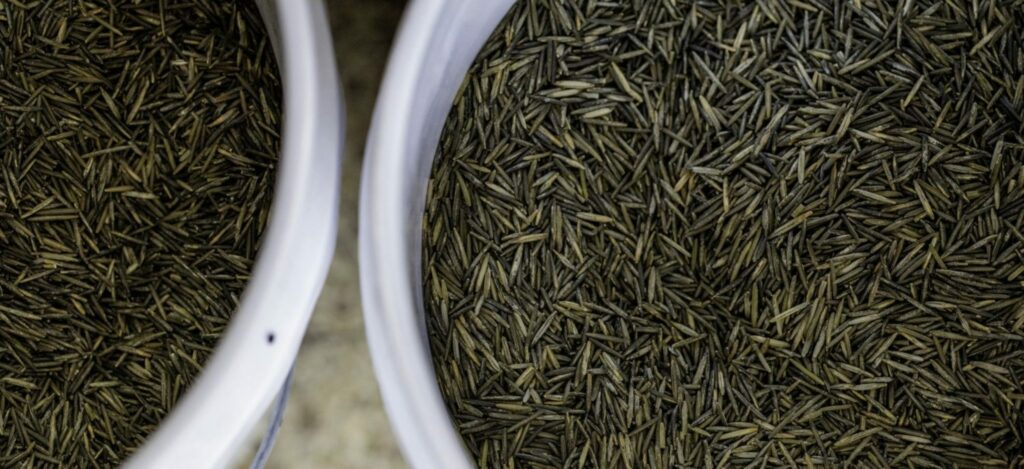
256,1,408,467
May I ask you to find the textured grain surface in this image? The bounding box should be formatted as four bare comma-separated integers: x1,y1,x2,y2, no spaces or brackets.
0,2,280,466
424,1,1024,467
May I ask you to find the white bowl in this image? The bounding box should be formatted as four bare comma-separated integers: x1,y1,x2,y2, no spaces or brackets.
125,0,343,467
359,1,514,467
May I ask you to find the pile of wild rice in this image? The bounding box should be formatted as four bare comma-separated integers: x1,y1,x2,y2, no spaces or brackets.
423,0,1024,467
0,1,280,465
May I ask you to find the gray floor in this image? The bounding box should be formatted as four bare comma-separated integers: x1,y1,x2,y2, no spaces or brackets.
258,1,408,467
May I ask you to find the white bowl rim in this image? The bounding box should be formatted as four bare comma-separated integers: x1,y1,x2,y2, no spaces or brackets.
359,1,513,468
124,1,343,467
359,1,469,467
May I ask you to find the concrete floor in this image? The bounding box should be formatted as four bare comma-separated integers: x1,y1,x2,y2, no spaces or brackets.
250,1,409,467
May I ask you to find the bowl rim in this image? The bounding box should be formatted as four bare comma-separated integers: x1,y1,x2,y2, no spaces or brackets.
359,1,469,467
358,1,513,468
125,1,342,467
